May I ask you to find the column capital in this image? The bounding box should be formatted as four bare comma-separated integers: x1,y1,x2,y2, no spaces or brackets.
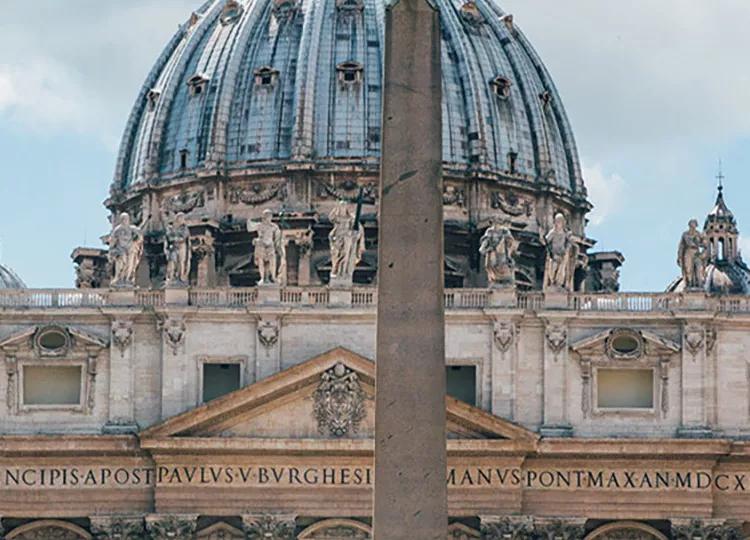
90,516,145,540
242,514,296,540
481,516,534,540
145,514,198,540
533,519,587,540
671,519,744,540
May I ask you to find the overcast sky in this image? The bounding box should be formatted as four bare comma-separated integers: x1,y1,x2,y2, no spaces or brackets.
1,0,750,290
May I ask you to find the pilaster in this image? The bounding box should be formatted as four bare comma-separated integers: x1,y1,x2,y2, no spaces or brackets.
104,316,138,433
157,312,189,419
540,318,572,437
678,321,712,438
491,318,518,419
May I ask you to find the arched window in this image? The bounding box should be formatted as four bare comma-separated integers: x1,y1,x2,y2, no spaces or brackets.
7,520,92,540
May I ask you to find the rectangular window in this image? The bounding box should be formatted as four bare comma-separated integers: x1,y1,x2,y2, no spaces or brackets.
597,368,654,409
23,366,82,406
202,363,241,403
446,365,476,406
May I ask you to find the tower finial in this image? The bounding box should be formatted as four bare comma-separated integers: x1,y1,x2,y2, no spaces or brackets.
716,159,725,192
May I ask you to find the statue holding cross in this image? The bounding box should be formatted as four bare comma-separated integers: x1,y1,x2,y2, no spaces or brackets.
329,199,365,287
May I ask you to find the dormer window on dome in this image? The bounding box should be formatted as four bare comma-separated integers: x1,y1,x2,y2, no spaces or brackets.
460,1,484,25
254,66,280,88
491,76,512,100
500,13,515,33
272,0,299,19
336,0,364,12
187,73,209,97
147,89,161,112
337,61,364,87
220,0,244,25
539,90,553,110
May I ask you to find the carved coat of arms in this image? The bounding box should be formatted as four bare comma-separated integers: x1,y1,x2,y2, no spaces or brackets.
313,362,366,437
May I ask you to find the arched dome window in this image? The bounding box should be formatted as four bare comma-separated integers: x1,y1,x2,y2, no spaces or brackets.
491,76,512,99
500,13,515,33
272,0,299,19
539,90,553,110
337,61,364,87
220,0,244,25
254,66,280,88
460,1,484,25
187,73,209,97
336,0,365,12
146,89,161,112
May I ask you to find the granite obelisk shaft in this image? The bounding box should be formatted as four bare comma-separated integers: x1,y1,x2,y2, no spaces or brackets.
374,0,446,538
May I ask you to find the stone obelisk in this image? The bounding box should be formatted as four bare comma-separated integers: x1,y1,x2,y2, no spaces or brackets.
374,0,446,538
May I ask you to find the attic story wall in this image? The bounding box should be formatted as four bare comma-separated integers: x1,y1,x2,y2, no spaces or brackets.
2,310,750,438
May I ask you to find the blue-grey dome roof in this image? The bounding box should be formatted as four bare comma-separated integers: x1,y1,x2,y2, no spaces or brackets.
114,0,584,195
0,263,26,290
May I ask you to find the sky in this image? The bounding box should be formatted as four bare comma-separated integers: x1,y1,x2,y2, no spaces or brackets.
1,1,750,290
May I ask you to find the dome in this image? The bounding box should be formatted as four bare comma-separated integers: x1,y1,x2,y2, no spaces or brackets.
0,263,26,290
112,0,584,194
99,0,596,291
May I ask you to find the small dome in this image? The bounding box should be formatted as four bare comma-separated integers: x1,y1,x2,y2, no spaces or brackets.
0,263,26,289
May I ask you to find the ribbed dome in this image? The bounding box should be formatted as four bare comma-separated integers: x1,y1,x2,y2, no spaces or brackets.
113,0,584,195
0,264,26,290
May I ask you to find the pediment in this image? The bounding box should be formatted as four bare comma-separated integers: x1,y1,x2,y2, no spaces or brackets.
571,328,680,359
0,325,107,354
142,347,537,446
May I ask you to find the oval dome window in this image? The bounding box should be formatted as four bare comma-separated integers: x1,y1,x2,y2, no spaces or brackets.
37,329,68,352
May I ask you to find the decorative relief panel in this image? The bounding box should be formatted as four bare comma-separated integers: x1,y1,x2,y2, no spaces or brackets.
228,182,287,205
491,191,533,217
157,316,187,355
313,362,367,437
162,190,205,215
298,519,371,539
196,522,245,540
257,321,279,349
494,321,516,353
443,185,466,207
481,517,533,540
316,179,376,203
545,324,567,356
6,520,92,540
111,320,133,356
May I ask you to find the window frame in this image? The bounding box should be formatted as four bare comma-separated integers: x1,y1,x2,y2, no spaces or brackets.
445,358,483,408
18,361,86,413
196,355,247,405
592,366,657,416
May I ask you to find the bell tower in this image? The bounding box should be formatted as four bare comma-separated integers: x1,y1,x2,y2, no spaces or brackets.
704,171,739,263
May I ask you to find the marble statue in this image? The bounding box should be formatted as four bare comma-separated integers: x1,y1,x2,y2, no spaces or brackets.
329,200,365,286
109,212,143,288
164,212,191,286
678,219,708,290
479,218,518,288
247,209,285,285
542,213,577,291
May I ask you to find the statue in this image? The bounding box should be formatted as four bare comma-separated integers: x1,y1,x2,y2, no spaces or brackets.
108,212,143,288
329,200,365,286
678,219,708,290
164,212,191,286
542,213,577,291
479,218,518,288
247,209,286,285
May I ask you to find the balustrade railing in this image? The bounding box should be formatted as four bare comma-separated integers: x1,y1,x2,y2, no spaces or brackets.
3,287,750,312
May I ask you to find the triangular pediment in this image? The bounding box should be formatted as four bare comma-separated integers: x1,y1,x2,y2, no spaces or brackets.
141,347,537,447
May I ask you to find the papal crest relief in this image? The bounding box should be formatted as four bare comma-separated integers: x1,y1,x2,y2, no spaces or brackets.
313,362,367,437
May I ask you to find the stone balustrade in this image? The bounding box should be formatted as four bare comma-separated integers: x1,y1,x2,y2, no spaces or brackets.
0,287,748,312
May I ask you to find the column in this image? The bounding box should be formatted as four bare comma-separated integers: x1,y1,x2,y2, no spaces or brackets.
491,319,518,419
157,313,189,419
90,516,145,539
374,0,447,538
255,316,281,381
